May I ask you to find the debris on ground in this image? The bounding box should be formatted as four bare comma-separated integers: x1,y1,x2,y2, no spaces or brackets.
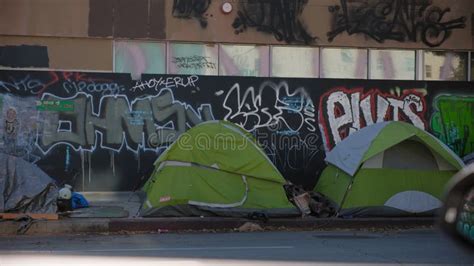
237,222,264,232
284,183,336,217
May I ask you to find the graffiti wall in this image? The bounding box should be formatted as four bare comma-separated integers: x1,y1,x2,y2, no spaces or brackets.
1,0,472,50
165,0,473,50
0,70,472,191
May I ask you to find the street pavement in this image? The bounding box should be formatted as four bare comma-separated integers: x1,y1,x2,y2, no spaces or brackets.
0,229,473,265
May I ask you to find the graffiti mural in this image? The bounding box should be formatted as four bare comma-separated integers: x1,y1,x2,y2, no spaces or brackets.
232,0,317,44
328,0,467,47
319,87,427,150
0,70,472,191
37,90,215,154
431,95,474,159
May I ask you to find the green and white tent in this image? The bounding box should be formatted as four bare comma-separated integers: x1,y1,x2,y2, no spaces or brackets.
315,121,464,217
140,121,299,217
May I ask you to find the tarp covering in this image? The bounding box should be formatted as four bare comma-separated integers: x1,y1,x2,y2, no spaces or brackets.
0,153,58,213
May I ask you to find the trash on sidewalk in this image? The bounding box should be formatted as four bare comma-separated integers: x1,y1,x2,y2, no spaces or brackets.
57,184,89,212
237,222,264,232
293,193,312,217
0,153,58,214
57,184,73,212
56,186,128,218
71,192,89,209
285,183,336,218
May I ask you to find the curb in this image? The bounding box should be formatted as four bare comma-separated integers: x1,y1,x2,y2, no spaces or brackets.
0,218,109,236
109,217,436,232
0,217,437,236
109,218,248,232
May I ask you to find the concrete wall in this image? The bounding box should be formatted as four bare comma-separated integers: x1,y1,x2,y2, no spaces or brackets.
0,0,89,37
0,0,472,49
0,1,472,192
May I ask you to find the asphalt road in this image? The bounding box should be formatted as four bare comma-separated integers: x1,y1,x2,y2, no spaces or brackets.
0,229,473,265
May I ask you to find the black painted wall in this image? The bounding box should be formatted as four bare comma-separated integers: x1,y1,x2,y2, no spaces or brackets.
0,70,472,191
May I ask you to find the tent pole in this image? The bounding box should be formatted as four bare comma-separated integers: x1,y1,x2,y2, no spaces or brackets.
337,169,355,216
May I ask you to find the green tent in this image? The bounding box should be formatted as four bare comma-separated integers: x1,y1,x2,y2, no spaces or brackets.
140,121,299,217
315,121,464,217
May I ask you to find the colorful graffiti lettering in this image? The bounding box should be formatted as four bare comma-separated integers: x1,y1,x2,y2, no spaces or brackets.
318,87,427,151
431,95,474,159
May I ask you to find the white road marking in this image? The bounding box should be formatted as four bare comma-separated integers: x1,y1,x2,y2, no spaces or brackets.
1,246,294,254
0,254,320,266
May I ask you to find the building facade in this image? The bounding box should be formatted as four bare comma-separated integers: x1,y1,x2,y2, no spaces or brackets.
0,0,473,191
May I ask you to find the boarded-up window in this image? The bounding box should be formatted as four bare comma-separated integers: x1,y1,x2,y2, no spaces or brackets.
424,51,468,81
320,48,368,79
219,45,269,77
271,46,319,78
168,43,218,75
114,41,165,79
369,50,415,80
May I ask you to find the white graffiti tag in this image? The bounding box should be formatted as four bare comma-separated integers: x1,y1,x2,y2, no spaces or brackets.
219,81,316,132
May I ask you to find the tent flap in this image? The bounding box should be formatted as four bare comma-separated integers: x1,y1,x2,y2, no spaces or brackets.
325,122,388,176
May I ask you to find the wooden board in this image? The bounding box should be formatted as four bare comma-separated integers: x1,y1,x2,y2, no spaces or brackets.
0,213,59,220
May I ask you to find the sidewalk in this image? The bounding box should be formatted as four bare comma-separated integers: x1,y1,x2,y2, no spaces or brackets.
0,192,437,236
